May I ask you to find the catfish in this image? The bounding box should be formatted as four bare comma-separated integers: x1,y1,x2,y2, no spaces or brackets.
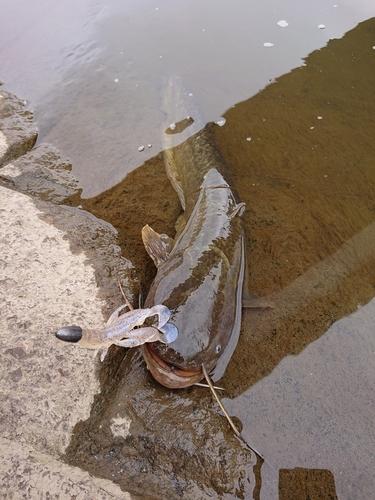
141,76,271,388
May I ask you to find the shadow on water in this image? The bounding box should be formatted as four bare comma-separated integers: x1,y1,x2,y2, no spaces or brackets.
63,18,375,500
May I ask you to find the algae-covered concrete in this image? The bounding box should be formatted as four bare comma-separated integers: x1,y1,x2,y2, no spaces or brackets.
0,87,134,499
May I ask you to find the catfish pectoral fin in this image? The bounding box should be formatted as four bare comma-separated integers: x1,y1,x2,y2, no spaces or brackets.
142,224,175,267
242,291,275,309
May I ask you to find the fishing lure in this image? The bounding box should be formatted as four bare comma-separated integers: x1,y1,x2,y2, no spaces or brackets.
55,303,178,361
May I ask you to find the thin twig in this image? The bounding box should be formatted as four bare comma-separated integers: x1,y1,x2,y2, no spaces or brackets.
117,278,134,311
194,382,225,391
201,364,241,437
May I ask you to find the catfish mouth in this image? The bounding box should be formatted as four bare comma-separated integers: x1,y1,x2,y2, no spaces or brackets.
141,343,204,389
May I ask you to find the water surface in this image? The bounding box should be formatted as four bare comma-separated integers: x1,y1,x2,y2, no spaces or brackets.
1,0,374,197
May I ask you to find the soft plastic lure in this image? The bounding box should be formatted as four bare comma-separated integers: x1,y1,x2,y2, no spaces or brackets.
55,303,178,361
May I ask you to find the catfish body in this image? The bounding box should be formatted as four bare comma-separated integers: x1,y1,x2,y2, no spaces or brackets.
141,76,246,388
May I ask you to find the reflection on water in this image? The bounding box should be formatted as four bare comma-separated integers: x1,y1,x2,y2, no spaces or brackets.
1,0,375,197
226,298,375,499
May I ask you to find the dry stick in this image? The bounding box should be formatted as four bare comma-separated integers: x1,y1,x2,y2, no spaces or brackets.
117,278,134,311
201,364,242,437
201,364,276,470
194,382,225,391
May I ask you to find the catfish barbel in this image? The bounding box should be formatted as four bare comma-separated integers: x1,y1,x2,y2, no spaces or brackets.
141,76,253,388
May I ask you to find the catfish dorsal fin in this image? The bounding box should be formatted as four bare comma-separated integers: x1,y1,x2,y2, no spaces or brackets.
242,291,275,309
142,224,175,267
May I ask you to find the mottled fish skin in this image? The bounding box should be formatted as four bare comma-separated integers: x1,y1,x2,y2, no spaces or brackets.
141,76,246,388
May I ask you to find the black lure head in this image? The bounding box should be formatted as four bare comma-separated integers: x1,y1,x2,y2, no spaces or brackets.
55,325,83,343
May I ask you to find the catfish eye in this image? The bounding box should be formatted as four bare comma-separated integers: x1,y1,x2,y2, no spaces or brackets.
216,345,221,354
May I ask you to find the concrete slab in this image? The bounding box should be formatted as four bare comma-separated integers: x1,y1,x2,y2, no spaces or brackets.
0,185,135,498
0,437,130,499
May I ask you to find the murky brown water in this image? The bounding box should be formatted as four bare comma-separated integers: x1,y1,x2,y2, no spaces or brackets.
2,1,375,498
